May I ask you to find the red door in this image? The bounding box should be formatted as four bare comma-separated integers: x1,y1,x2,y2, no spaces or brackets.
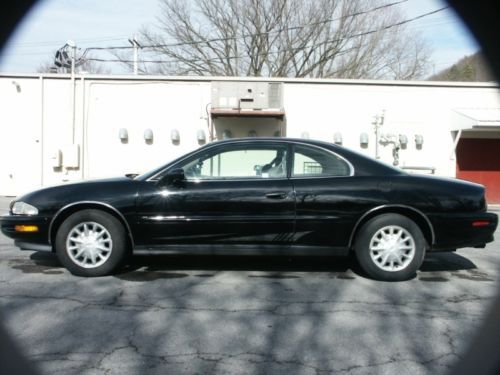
456,138,500,204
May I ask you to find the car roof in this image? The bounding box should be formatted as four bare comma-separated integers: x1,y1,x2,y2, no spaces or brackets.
137,136,402,180
208,137,402,176
210,137,336,146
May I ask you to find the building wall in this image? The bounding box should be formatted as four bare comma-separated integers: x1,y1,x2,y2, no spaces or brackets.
456,137,500,203
1,74,499,197
82,81,210,180
0,78,43,196
284,83,500,176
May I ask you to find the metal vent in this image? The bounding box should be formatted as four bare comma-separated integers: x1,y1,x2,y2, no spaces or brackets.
211,81,284,110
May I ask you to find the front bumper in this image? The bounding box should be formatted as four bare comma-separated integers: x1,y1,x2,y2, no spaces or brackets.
0,214,51,247
429,211,498,250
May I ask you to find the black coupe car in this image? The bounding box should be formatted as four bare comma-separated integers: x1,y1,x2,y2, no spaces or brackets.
1,138,497,281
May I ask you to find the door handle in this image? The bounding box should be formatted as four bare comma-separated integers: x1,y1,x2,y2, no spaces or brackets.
265,192,287,199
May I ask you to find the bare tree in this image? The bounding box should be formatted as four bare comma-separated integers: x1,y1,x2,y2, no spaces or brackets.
116,0,430,79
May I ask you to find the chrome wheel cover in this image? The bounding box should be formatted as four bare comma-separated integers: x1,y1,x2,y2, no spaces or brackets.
369,225,415,272
66,222,113,268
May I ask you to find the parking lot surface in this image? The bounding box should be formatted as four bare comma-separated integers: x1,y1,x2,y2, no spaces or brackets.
1,196,499,374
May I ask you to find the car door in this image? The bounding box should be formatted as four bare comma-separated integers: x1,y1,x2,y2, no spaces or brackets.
291,143,359,247
134,142,295,246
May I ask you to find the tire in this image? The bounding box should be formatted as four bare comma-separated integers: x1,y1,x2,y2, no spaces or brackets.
55,209,128,277
354,213,426,281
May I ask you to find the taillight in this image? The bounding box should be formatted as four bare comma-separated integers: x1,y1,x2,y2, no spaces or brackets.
472,220,490,227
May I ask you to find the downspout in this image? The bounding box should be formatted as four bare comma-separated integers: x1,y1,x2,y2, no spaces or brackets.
80,76,85,180
205,102,213,141
70,42,76,145
39,76,44,187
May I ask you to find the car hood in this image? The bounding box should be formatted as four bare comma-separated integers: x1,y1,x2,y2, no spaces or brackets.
14,177,140,214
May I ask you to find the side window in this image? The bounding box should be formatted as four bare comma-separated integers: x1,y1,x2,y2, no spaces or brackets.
293,145,350,177
180,146,287,180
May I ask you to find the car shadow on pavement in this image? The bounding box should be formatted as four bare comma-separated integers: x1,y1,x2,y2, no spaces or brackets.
418,252,493,282
23,250,488,281
9,251,63,275
118,251,483,282
117,254,358,281
421,252,476,272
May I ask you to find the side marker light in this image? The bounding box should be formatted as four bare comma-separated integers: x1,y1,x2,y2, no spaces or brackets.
14,225,39,232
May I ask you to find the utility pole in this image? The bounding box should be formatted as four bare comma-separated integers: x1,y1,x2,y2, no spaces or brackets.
128,36,141,75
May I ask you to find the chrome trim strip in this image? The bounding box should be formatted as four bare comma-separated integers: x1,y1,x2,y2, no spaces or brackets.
142,215,189,221
48,201,134,247
295,215,340,220
180,176,289,183
289,175,352,181
140,215,295,222
147,139,354,182
348,204,435,248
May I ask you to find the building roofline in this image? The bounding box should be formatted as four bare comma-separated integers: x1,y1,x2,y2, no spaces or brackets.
1,72,499,88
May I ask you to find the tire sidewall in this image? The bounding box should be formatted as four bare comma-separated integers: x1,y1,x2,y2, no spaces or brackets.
55,209,127,276
354,213,426,281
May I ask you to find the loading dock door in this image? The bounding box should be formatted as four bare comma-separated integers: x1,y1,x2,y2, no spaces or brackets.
456,138,500,203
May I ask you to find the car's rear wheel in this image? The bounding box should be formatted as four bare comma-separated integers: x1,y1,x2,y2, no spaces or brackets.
354,213,426,281
55,209,127,276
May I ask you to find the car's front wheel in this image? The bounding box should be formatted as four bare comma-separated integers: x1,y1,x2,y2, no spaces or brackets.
55,209,127,276
354,213,426,281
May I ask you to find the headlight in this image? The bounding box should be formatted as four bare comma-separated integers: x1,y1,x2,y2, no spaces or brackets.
12,202,39,215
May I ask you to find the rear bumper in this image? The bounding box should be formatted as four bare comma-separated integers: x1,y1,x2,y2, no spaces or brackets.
429,212,498,250
0,214,51,246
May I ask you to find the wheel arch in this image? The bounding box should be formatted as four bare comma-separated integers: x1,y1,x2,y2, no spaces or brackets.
348,205,435,249
48,201,134,249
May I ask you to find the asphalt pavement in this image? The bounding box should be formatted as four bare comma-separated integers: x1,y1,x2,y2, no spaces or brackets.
1,196,499,375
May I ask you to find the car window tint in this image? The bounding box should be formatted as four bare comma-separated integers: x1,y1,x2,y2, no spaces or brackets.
181,146,287,180
293,145,350,177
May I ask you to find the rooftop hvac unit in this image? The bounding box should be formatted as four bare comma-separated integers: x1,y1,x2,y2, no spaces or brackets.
211,81,284,111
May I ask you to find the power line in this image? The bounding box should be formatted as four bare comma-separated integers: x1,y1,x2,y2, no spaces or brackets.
4,3,450,62
85,0,410,52
406,18,459,30
87,44,360,65
3,15,455,58
86,6,449,66
7,35,131,48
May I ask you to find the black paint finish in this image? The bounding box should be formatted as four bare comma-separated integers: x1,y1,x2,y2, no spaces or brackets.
134,178,295,245
1,138,497,254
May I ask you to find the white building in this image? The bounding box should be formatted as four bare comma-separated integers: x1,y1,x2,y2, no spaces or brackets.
1,74,500,202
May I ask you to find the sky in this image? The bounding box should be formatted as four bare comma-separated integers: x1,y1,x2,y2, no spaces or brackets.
0,0,480,77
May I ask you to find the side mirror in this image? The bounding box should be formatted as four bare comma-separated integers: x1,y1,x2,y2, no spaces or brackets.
158,168,185,187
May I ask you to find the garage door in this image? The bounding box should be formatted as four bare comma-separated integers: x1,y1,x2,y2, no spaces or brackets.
456,138,500,204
